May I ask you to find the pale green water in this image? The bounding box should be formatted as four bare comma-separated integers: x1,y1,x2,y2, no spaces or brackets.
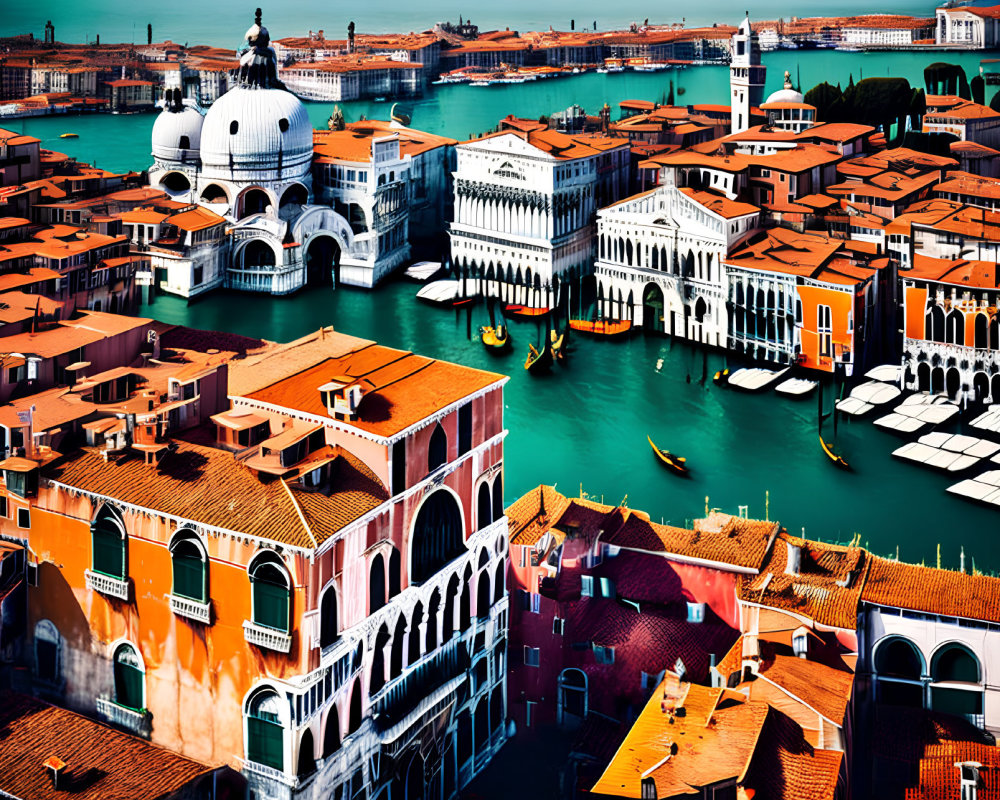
3,0,945,47
16,50,998,174
143,282,1000,572
11,45,1000,569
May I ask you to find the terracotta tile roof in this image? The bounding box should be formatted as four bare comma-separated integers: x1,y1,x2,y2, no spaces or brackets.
680,187,760,219
905,741,1000,800
245,342,503,438
0,691,218,800
738,533,868,630
43,439,386,548
591,678,768,798
756,651,855,723
506,487,778,571
935,171,1000,201
861,555,1000,623
169,206,225,231
741,709,843,800
907,254,1000,289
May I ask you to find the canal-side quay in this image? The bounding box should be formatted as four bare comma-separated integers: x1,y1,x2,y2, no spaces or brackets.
143,281,1000,572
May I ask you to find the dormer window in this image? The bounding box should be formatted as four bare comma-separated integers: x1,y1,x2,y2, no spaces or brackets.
686,602,705,624
960,763,980,800
320,377,371,421
793,627,809,658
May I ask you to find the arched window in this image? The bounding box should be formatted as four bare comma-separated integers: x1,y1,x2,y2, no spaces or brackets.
388,547,401,599
113,642,144,711
410,491,465,584
558,668,588,721
931,644,983,720
370,553,386,614
493,561,505,604
246,687,284,770
443,576,458,641
249,554,290,633
297,729,315,779
426,591,440,653
34,620,59,684
490,685,504,733
460,568,472,631
320,585,338,649
370,624,389,695
478,482,492,531
323,706,340,757
92,505,126,580
975,314,989,349
409,602,424,665
230,120,239,135
428,424,447,473
390,614,406,679
348,678,362,735
947,309,965,345
477,570,491,619
874,636,924,707
178,135,191,150
492,477,503,524
170,530,207,603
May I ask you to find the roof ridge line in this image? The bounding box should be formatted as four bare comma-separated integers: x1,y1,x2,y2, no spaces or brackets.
281,477,318,548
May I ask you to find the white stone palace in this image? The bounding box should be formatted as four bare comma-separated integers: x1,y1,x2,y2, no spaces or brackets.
593,177,760,345
448,130,629,307
147,11,410,295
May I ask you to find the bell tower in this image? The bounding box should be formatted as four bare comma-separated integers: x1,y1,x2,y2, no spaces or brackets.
730,12,766,135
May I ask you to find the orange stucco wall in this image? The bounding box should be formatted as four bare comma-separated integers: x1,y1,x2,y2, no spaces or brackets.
905,285,929,340
797,284,855,373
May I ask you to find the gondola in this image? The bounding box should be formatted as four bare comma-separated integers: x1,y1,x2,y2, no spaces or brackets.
481,325,510,351
568,318,632,339
550,329,566,362
525,342,553,373
506,304,550,318
819,434,851,471
647,435,689,476
713,368,730,386
60,133,79,139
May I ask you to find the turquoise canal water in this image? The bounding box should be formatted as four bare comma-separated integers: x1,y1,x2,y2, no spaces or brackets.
14,50,999,174
142,282,1000,572
3,1,948,47
9,45,1000,567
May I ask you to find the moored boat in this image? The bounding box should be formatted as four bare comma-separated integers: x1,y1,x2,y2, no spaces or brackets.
568,318,632,339
819,434,851,471
525,342,553,373
60,132,79,138
505,304,550,318
647,435,689,476
713,368,730,386
550,329,566,362
481,325,510,351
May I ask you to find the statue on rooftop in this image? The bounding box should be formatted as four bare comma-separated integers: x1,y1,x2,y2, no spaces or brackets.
328,105,345,131
237,8,286,89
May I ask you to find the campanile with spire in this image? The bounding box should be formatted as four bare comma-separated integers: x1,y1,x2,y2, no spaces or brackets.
730,12,767,135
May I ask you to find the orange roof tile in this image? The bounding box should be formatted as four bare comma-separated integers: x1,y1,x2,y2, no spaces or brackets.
861,556,1000,623
169,206,225,231
0,691,222,800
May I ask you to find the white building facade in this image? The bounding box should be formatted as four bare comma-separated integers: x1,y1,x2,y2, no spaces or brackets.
730,15,766,135
449,132,629,306
594,181,760,346
936,6,1000,48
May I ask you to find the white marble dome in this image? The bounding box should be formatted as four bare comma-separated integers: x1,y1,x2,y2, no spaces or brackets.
151,104,204,164
765,86,806,105
199,86,313,182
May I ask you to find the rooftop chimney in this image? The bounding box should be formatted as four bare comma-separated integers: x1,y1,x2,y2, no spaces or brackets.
43,756,67,790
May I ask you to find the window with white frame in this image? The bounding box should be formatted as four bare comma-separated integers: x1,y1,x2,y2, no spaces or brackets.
686,602,705,624
581,575,594,597
818,304,833,358
553,617,565,636
523,646,540,667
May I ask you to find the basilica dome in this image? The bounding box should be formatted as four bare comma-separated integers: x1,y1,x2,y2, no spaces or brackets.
151,92,204,165
198,12,313,183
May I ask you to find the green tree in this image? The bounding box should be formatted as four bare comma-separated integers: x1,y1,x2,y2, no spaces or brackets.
924,62,970,99
972,74,986,105
803,81,842,121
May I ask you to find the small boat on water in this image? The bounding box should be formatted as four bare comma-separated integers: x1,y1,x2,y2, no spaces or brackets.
524,342,553,373
713,368,730,386
481,325,510,351
775,377,818,397
60,133,79,139
416,279,459,305
819,434,851,471
550,329,566,362
647,435,689,476
404,261,442,282
568,318,632,339
505,304,550,318
727,367,789,392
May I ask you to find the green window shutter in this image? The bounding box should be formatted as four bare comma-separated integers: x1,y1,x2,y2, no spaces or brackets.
93,529,124,579
172,552,205,601
248,717,284,770
115,663,144,710
254,580,289,632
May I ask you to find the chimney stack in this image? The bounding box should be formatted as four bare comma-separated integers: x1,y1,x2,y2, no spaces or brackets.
43,756,67,790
